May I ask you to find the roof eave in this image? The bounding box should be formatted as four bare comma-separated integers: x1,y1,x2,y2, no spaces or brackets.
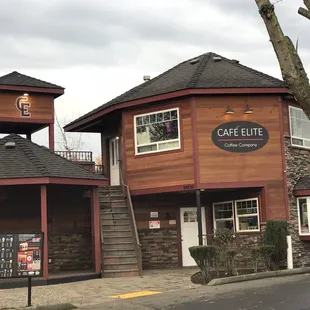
64,87,290,132
0,85,65,98
0,176,108,186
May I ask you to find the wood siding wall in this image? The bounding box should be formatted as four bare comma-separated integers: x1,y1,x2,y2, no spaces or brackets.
0,91,54,122
196,95,286,220
118,94,287,220
122,99,194,191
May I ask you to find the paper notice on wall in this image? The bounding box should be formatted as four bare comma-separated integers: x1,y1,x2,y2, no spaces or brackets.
150,212,158,218
169,220,176,225
149,221,160,229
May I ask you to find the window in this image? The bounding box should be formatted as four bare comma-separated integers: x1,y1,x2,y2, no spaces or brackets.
298,197,310,235
213,198,260,233
213,201,234,231
183,211,197,223
289,106,310,148
134,108,181,155
235,198,259,232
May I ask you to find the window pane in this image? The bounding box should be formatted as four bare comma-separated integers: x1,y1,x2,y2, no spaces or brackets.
214,203,233,219
236,200,258,215
292,138,303,146
215,220,234,230
238,216,258,231
135,109,180,154
299,199,309,234
290,107,310,142
137,144,157,153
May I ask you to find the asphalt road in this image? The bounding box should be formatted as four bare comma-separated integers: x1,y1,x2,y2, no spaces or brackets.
169,274,310,310
81,273,310,309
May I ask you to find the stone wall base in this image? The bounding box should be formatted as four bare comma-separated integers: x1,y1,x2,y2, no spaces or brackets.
138,228,178,269
48,233,93,273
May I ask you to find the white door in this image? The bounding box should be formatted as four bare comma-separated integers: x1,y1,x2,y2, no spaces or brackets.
109,137,120,186
180,207,207,267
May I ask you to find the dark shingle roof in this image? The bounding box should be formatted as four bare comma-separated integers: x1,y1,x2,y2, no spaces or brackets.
294,177,310,191
0,71,64,89
0,134,106,181
65,52,287,129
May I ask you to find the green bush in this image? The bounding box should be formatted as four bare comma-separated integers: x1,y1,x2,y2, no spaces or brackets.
189,245,217,284
259,245,275,271
263,220,288,269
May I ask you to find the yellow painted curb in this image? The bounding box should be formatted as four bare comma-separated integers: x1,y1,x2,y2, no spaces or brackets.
110,291,161,299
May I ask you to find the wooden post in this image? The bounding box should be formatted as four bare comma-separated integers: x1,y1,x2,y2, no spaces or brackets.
49,123,55,152
91,187,101,274
40,185,48,279
196,189,203,246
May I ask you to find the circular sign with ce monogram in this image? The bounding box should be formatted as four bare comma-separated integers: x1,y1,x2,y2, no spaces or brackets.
211,121,269,153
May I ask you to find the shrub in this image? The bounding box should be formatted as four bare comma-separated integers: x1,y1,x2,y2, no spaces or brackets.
189,245,217,284
259,245,275,271
263,220,288,269
213,228,239,276
251,248,260,273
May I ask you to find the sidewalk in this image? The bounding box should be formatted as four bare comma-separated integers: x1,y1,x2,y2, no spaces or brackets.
0,268,199,309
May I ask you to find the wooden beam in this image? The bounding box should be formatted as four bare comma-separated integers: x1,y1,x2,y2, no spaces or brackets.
91,187,101,274
196,190,203,246
40,185,48,279
49,123,55,151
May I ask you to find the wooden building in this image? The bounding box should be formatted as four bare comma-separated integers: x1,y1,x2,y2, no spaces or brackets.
65,52,310,271
0,72,107,284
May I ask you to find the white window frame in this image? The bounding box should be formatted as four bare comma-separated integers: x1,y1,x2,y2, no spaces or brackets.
212,201,235,232
235,198,260,232
297,197,310,236
134,107,181,155
289,105,310,149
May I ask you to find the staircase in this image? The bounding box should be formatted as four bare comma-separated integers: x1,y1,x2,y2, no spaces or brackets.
99,186,140,278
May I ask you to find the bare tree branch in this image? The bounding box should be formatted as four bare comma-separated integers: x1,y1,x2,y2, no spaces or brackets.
54,110,84,152
298,0,310,20
255,0,310,119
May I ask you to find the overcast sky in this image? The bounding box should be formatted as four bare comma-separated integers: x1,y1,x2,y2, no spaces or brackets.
0,0,309,158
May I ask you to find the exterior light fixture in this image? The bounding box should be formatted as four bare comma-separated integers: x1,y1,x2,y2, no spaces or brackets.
225,106,234,114
115,136,120,140
244,104,253,114
23,93,29,97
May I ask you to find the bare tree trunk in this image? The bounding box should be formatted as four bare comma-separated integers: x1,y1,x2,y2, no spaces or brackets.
255,0,310,118
298,0,310,20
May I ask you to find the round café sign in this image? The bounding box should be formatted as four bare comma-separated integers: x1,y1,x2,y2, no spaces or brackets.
211,121,269,153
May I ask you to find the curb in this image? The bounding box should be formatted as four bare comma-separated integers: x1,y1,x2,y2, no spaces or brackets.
19,303,77,310
207,267,310,286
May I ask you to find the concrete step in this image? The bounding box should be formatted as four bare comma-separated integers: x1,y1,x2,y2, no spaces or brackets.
103,236,134,243
101,209,128,215
103,242,135,250
103,249,136,256
104,255,138,264
104,262,138,271
103,269,139,278
100,213,129,220
101,218,130,225
101,224,131,231
102,230,132,238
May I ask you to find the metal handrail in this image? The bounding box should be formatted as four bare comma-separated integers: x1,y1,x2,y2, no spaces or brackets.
119,160,142,276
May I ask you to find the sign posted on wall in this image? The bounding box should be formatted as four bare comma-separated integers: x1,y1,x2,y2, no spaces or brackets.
0,233,43,279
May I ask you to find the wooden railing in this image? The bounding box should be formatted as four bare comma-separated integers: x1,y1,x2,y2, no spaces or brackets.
95,165,104,175
119,160,142,276
55,150,93,162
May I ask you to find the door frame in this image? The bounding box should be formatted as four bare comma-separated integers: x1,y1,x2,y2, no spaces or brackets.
108,136,120,186
179,206,207,267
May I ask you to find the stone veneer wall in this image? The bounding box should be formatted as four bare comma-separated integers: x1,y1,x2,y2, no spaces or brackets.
48,233,93,273
285,137,310,266
138,228,178,269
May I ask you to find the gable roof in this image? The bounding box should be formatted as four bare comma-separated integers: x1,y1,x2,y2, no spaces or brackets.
0,134,106,181
0,71,64,90
65,52,288,131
